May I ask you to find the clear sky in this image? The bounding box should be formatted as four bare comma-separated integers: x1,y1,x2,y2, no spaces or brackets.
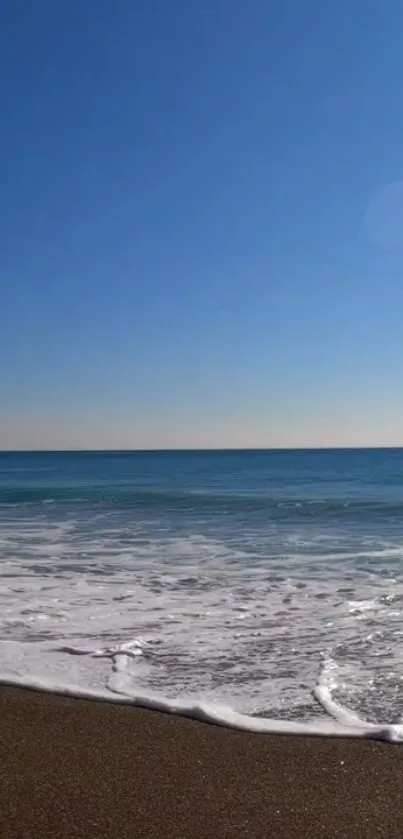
2,0,403,450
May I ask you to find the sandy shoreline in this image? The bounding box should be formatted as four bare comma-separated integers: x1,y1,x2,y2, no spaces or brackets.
1,686,403,838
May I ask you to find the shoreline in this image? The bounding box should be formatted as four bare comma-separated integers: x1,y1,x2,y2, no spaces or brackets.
1,686,403,837
0,674,397,741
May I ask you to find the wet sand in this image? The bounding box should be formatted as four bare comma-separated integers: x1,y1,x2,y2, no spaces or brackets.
0,685,402,838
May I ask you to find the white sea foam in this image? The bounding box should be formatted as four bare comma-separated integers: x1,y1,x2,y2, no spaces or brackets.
2,510,403,738
0,655,401,743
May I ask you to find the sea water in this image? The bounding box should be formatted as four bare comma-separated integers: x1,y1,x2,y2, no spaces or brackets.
1,448,403,740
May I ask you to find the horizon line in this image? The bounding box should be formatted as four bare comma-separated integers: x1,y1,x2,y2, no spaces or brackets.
1,446,403,454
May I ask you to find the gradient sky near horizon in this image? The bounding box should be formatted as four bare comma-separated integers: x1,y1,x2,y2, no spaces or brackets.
2,0,403,450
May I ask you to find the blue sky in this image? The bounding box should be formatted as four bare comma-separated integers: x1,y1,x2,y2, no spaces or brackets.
1,0,403,449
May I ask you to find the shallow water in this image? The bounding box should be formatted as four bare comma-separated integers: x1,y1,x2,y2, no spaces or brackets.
1,449,403,739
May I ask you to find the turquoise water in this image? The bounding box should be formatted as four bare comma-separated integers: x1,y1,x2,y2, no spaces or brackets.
1,448,403,728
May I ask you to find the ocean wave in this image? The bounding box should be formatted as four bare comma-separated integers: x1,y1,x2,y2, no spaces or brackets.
1,485,403,518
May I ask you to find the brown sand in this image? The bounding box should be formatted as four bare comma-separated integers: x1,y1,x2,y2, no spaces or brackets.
0,686,403,838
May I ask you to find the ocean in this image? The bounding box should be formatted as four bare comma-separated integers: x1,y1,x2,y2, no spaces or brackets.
1,448,403,740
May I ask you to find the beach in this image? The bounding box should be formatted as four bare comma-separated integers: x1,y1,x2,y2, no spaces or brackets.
3,452,403,836
1,686,402,838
